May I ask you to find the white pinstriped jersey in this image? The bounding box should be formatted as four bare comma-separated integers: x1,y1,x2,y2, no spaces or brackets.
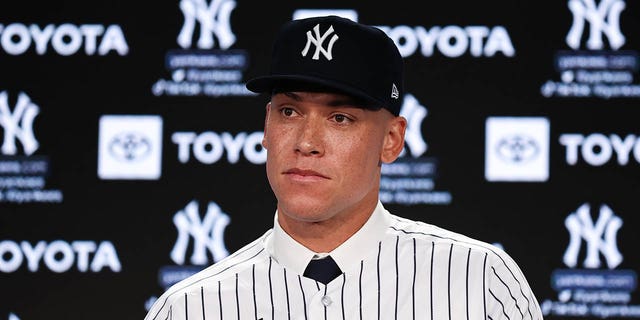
145,202,543,320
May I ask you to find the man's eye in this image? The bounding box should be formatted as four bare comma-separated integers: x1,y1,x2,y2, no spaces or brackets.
333,114,350,123
281,108,295,117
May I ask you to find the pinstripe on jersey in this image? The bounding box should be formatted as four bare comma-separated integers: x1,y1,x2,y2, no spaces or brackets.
145,204,543,320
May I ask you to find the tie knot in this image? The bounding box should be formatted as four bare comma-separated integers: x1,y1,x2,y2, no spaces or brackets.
303,256,342,284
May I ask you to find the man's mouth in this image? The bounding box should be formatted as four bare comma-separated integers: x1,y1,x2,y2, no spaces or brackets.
284,168,330,180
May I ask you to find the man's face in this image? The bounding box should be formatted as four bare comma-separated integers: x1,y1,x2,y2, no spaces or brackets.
262,91,406,225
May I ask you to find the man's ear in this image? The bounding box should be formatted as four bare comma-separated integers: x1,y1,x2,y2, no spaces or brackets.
262,102,271,149
381,116,407,163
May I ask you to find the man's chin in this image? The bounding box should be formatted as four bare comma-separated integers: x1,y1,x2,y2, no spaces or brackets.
277,199,333,222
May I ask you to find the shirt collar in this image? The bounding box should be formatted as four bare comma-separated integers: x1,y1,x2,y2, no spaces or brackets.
266,201,392,275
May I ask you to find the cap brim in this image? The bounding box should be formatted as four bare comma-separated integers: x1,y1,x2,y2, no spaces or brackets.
246,75,384,110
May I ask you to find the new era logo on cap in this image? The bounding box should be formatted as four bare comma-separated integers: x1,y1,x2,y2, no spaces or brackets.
391,83,399,99
246,15,404,115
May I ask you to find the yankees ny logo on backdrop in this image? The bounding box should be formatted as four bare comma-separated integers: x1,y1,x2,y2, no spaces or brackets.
563,203,623,269
399,94,428,158
566,0,626,50
0,91,39,156
171,200,230,265
178,0,237,49
301,24,339,61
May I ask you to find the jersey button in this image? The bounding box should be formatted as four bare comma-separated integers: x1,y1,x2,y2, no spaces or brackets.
321,295,332,306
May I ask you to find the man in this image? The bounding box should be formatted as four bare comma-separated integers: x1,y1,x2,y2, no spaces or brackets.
145,15,543,320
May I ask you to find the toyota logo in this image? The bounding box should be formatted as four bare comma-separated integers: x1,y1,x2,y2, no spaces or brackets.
495,135,539,163
108,132,152,162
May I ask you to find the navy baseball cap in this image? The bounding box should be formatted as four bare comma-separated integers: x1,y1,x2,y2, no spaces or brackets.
246,15,404,116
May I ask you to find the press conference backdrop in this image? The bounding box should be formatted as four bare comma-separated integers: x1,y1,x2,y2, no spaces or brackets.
1,0,639,319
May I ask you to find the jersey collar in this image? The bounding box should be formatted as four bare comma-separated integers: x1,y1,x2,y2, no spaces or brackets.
266,201,392,276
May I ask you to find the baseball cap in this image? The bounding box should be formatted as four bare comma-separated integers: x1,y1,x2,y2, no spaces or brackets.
246,15,404,116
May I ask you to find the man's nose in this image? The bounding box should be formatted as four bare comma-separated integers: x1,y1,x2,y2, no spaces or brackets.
295,118,324,156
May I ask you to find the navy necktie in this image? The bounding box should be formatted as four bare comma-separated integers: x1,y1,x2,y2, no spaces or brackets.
303,256,342,284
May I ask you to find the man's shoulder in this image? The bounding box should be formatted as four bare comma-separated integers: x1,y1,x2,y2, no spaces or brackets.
387,213,507,258
144,231,271,320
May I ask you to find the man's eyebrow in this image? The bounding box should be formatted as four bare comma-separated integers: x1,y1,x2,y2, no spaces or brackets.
282,92,302,100
279,91,369,108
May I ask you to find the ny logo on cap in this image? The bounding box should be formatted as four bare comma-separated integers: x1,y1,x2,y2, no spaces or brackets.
301,24,339,61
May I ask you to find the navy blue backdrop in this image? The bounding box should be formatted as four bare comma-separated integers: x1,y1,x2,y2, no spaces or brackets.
1,1,639,319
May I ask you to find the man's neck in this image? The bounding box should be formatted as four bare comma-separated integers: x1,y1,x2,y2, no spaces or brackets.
277,199,378,253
